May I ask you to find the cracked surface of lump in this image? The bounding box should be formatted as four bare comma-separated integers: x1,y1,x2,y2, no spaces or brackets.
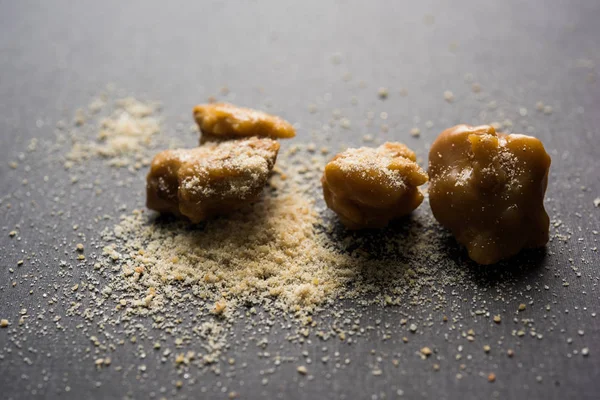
321,142,428,229
146,137,280,223
193,102,296,143
428,124,551,265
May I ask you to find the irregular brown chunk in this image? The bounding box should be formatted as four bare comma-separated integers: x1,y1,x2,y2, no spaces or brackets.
322,142,428,229
147,138,280,223
428,124,551,265
193,103,296,143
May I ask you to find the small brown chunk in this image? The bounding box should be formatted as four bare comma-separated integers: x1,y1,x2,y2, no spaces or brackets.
322,142,428,229
193,103,296,143
147,138,279,223
428,124,551,265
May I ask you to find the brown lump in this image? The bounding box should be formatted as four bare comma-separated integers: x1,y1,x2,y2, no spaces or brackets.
147,137,280,223
428,124,551,265
322,142,428,229
193,103,296,143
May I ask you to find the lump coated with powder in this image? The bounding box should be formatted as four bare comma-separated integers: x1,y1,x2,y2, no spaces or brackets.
322,142,428,229
193,103,296,143
146,137,279,223
428,124,551,265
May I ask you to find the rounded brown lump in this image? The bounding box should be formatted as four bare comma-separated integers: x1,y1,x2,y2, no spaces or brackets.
193,103,296,144
146,137,280,223
322,142,428,229
428,124,551,265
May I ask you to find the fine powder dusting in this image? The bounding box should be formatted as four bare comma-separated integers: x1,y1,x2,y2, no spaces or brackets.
333,146,409,189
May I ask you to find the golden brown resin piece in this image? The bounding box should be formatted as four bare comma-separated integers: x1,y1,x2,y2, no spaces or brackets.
428,124,551,265
322,142,428,229
147,137,279,223
193,103,296,143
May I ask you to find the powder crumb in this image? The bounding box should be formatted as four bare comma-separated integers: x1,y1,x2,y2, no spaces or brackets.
212,299,228,315
297,366,308,375
593,197,600,207
582,348,589,356
74,108,87,126
488,373,496,382
410,127,421,137
490,121,502,130
420,347,432,357
378,87,389,99
0,319,8,328
88,98,106,114
443,91,455,102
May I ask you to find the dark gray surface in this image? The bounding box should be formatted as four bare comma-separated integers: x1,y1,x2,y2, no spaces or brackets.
1,1,599,399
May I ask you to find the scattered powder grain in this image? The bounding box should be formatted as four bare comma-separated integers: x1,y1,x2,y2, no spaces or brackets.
443,91,455,102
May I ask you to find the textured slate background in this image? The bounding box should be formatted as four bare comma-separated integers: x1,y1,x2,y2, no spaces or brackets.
0,1,599,399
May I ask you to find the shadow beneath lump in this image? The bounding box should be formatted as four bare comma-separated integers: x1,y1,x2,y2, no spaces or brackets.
320,208,549,295
459,246,548,287
321,213,422,262
438,229,549,289
318,211,438,294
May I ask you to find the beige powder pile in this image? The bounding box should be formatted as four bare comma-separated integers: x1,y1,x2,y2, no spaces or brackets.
100,148,457,323
105,172,346,317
